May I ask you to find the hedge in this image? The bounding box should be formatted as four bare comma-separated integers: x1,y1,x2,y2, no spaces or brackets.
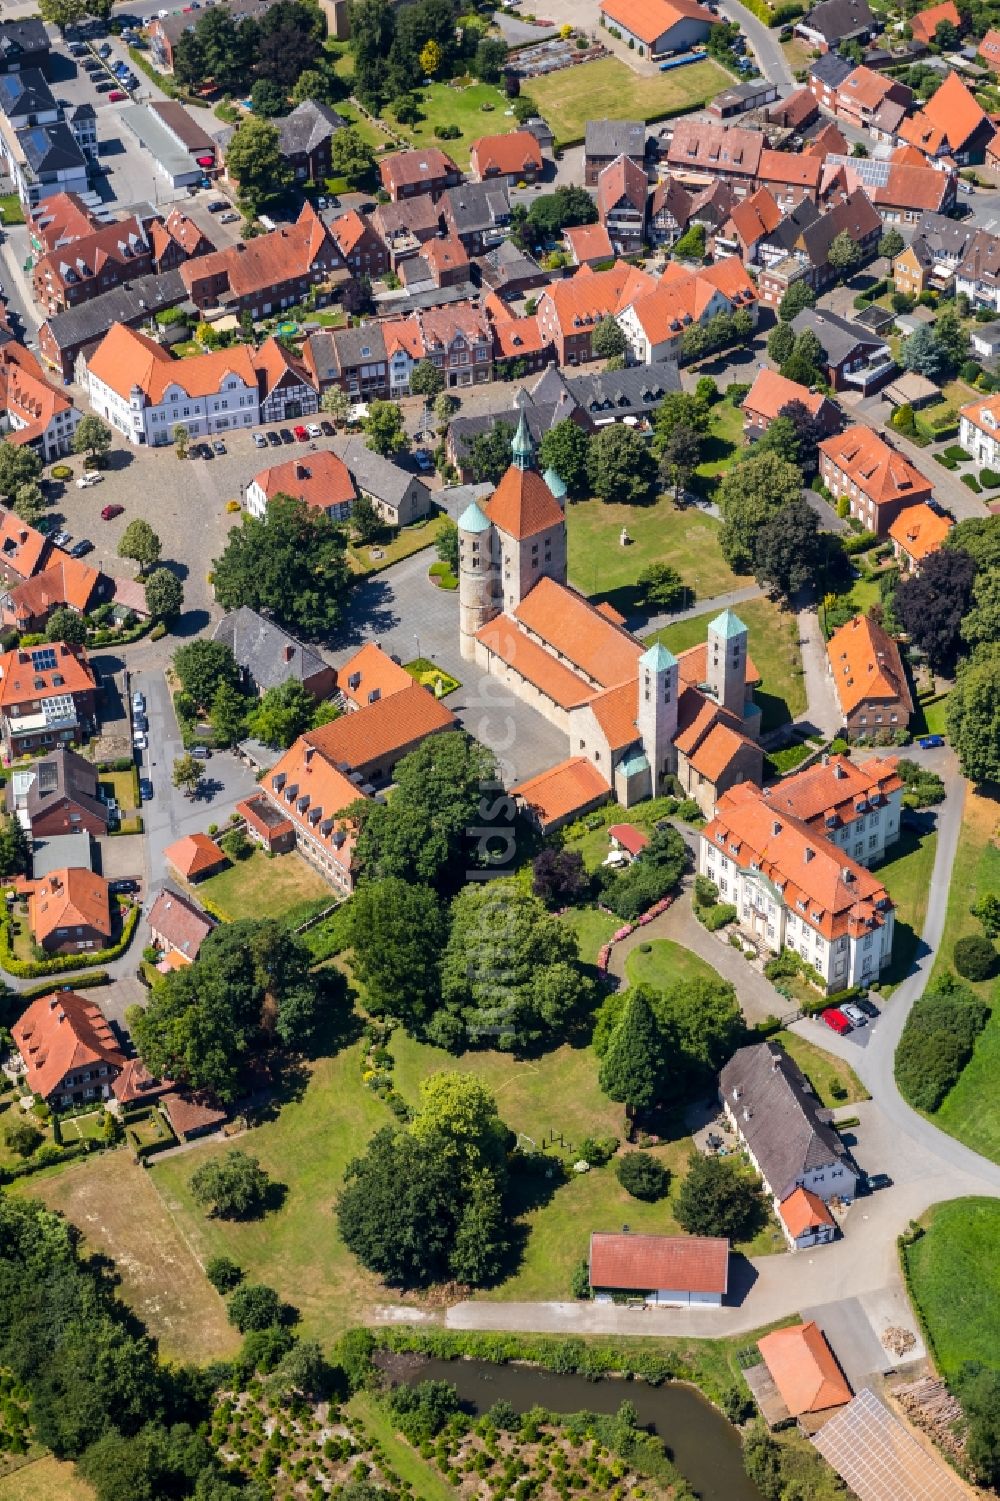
17,972,110,1004
962,474,983,493
895,973,988,1112
979,467,1000,487
842,530,878,555
0,906,140,978
703,902,737,932
0,1138,96,1184
110,815,144,836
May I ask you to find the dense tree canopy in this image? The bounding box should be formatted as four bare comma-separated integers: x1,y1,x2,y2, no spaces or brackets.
348,877,444,1029
675,1152,767,1241
895,546,977,672
173,639,241,712
587,424,657,505
223,118,292,212
752,493,824,600
212,494,350,640
895,971,988,1111
538,420,591,497
948,643,1000,785
190,1150,272,1219
464,422,515,484
596,824,687,921
718,451,803,574
597,988,664,1114
593,976,743,1103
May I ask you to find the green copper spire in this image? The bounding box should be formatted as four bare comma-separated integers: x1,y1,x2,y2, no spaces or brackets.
543,465,567,501
512,407,534,471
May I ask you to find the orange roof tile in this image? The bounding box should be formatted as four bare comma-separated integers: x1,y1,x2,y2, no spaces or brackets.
597,153,648,220
599,0,719,43
743,368,829,422
88,322,258,404
608,823,649,855
254,449,356,514
13,990,123,1101
422,232,469,278
0,507,49,581
758,148,822,190
920,68,988,152
161,1090,227,1137
960,390,1000,437
179,203,340,301
779,1186,836,1238
471,130,543,179
676,639,760,690
910,0,960,43
839,65,896,111
802,121,848,157
979,26,1000,63
826,613,913,719
589,1231,729,1294
147,887,214,961
493,315,547,358
588,679,639,750
511,756,610,828
686,719,748,782
891,142,932,167
267,737,362,876
165,832,226,879
3,555,102,623
539,261,657,338
565,222,614,263
727,187,782,247
514,577,643,689
888,501,953,562
757,1322,852,1415
379,147,459,192
761,753,903,831
329,208,369,258
335,641,415,709
27,867,112,946
28,192,102,253
897,112,949,156
476,615,595,710
485,465,565,541
303,680,455,770
696,255,758,304
0,640,95,707
819,425,932,510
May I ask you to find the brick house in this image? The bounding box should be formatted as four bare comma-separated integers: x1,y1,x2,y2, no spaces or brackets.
826,612,913,739
328,209,388,279
23,866,113,954
0,640,98,759
741,368,839,439
536,262,656,365
469,129,543,186
5,746,108,837
378,147,461,203
597,154,648,254
178,203,351,319
584,119,646,187
12,991,124,1108
818,423,932,534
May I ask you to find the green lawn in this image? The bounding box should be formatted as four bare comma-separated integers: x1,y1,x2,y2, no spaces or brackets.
567,495,746,616
387,80,509,169
528,55,728,146
773,1030,869,1108
912,693,950,738
624,938,723,993
197,849,332,926
560,795,693,874
348,512,451,575
875,825,938,989
336,99,395,154
0,1457,94,1501
558,905,618,965
0,193,25,227
903,1198,1000,1382
645,596,806,734
98,768,137,812
692,397,745,490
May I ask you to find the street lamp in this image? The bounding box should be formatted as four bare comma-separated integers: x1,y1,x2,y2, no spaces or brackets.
414,633,421,661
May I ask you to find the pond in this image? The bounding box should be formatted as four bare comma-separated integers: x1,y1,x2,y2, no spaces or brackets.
386,1353,762,1501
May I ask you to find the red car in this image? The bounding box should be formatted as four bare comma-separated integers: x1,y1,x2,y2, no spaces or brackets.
293,425,309,441
108,89,126,101
821,1007,852,1035
101,504,124,520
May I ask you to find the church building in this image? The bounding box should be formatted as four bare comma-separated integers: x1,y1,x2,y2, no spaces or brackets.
458,409,765,828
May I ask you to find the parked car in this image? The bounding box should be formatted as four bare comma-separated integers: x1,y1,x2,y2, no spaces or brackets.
841,1003,868,1028
278,428,294,444
856,996,880,1019
206,199,228,213
52,530,71,548
70,538,94,557
139,778,153,801
132,691,145,712
95,79,113,91
917,734,945,749
865,1172,893,1192
76,471,101,489
212,439,226,456
821,1007,852,1035
191,746,211,760
108,89,126,100
101,503,124,520
220,212,239,224
133,731,147,750
98,41,112,54
306,422,322,439
253,431,267,448
196,442,213,459
83,58,102,70
266,430,281,446
110,878,140,894
413,447,434,472
293,425,309,441
319,419,335,436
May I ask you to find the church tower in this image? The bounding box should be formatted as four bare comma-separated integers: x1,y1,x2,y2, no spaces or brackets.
707,608,748,720
637,641,679,790
457,497,498,662
482,402,567,614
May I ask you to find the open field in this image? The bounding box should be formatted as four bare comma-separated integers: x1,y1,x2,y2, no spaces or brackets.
904,1197,1000,1382
774,1029,869,1108
625,937,723,992
528,56,728,145
0,1458,94,1501
876,825,938,988
646,596,806,733
388,80,508,168
198,849,331,925
930,789,1000,1161
17,1151,240,1365
568,496,746,615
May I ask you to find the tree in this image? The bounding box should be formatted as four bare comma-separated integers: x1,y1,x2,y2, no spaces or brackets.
934,17,959,46
944,516,1000,573
464,421,515,484
173,639,241,710
144,568,184,621
959,1364,1000,1489
363,399,408,456
4,1118,42,1158
190,1150,272,1219
419,37,442,73
672,222,706,261
172,753,204,799
658,420,703,502
878,227,904,260
227,1283,282,1332
410,360,444,399
596,823,688,922
212,494,350,639
827,229,861,277
118,518,161,574
44,606,87,646
330,126,377,188
10,480,45,526
210,679,248,748
250,78,289,117
473,35,507,80
72,415,112,466
778,279,815,322
290,66,331,105
743,1424,783,1501
38,0,87,31
598,988,665,1115
246,680,316,748
948,643,1000,784
962,566,1000,651
780,327,824,387
637,561,687,611
350,493,384,545
531,847,588,906
752,494,823,600
675,1153,767,1240
225,118,292,212
718,451,802,572
538,419,591,497
587,424,656,505
591,316,627,360
347,878,444,1029
615,1151,668,1200
0,814,28,879
895,546,976,671
954,934,996,981
438,878,589,1050
901,322,949,382
320,384,350,424
774,399,825,474
0,441,40,501
895,972,988,1111
766,321,795,364
205,1255,244,1293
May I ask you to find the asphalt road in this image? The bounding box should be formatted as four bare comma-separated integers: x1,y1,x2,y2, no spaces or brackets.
718,0,793,87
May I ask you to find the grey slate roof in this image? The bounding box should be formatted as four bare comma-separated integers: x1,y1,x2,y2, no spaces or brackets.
916,211,976,259
567,361,681,418
31,831,93,879
13,746,108,832
19,121,86,175
481,237,544,289
801,0,874,43
331,322,387,367
585,119,646,160
791,306,887,367
276,99,346,158
719,1041,857,1198
440,181,510,235
304,329,338,383
213,606,329,693
0,68,56,119
43,269,187,353
337,436,431,508
0,18,49,62
808,50,853,88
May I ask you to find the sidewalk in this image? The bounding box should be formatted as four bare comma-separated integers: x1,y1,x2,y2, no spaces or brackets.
628,582,763,639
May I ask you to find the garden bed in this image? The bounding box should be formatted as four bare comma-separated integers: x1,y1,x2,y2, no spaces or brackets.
403,657,460,696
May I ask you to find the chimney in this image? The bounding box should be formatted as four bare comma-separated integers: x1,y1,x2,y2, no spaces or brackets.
804,848,815,863
834,762,846,779
294,461,308,480
821,753,828,766
842,867,854,883
284,644,295,663
771,820,782,836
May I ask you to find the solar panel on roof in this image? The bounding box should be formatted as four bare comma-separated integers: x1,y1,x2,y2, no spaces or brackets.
812,1388,969,1501
30,647,58,671
825,153,891,187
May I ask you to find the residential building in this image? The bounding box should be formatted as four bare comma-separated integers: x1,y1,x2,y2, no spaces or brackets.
338,436,432,526
599,0,719,57
371,195,440,270
0,340,81,460
584,119,646,187
213,605,338,698
325,323,388,400
147,887,215,966
955,227,1000,310
400,231,469,291
756,149,822,210
164,832,227,883
178,204,351,319
617,257,757,366
597,154,648,253
757,189,881,305
588,1232,729,1307
24,866,112,954
822,154,956,223
469,129,542,186
766,88,819,131
378,147,461,203
148,0,284,71
27,192,102,256
160,1091,227,1139
807,51,853,112
979,27,1000,67
796,0,874,51
0,116,88,209
0,19,50,77
564,221,614,267
649,176,735,247
0,552,106,634
32,216,154,314
0,68,58,128
237,791,295,854
719,1040,863,1191
778,1188,837,1251
741,368,839,438
890,214,976,296
0,507,49,587
826,612,913,738
790,308,894,392
66,102,97,161
664,120,764,198
244,450,355,525
5,746,108,838
332,640,413,713
148,206,215,271
959,390,1000,468
888,502,953,573
0,640,98,758
328,208,388,279
831,66,911,130
709,79,779,119
535,261,656,365
439,182,510,255
37,269,187,383
274,99,344,182
762,752,904,867
756,1324,852,1421
902,69,993,164
909,0,959,44
12,991,124,1108
818,423,932,533
147,99,219,172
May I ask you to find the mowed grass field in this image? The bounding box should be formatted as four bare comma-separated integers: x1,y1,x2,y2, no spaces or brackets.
529,56,728,144
16,1152,240,1366
645,595,806,733
198,849,332,925
389,80,509,168
774,1029,869,1108
904,1198,1000,1382
624,937,721,992
0,1458,94,1501
875,825,938,989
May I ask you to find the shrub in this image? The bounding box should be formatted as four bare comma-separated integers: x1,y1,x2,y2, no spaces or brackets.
51,464,72,480
703,902,737,932
953,934,997,982
962,474,983,493
694,874,718,907
615,1151,668,1201
0,907,139,978
4,1118,42,1157
570,1259,592,1299
576,1133,618,1167
227,1282,283,1332
205,1254,244,1293
895,973,988,1111
979,467,1000,488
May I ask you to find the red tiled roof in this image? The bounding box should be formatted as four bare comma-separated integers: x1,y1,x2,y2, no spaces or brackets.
608,823,649,855
888,500,953,562
485,465,565,541
302,681,456,769
758,148,822,190
0,640,95,707
511,756,610,828
476,615,595,710
336,641,415,709
910,0,960,44
161,1090,227,1138
757,1323,851,1415
599,0,719,45
0,507,49,581
597,154,648,220
471,130,543,179
88,322,258,404
589,1232,729,1294
379,147,459,192
565,222,614,263
779,1186,836,1238
726,187,782,247
588,679,639,750
743,367,828,422
13,990,124,1101
979,26,1000,63
254,449,356,514
761,753,903,831
819,425,932,510
147,887,214,961
165,832,225,879
826,613,913,719
514,577,643,688
920,69,988,152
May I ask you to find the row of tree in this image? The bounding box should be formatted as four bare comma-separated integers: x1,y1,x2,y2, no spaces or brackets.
350,0,505,114
172,636,336,751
